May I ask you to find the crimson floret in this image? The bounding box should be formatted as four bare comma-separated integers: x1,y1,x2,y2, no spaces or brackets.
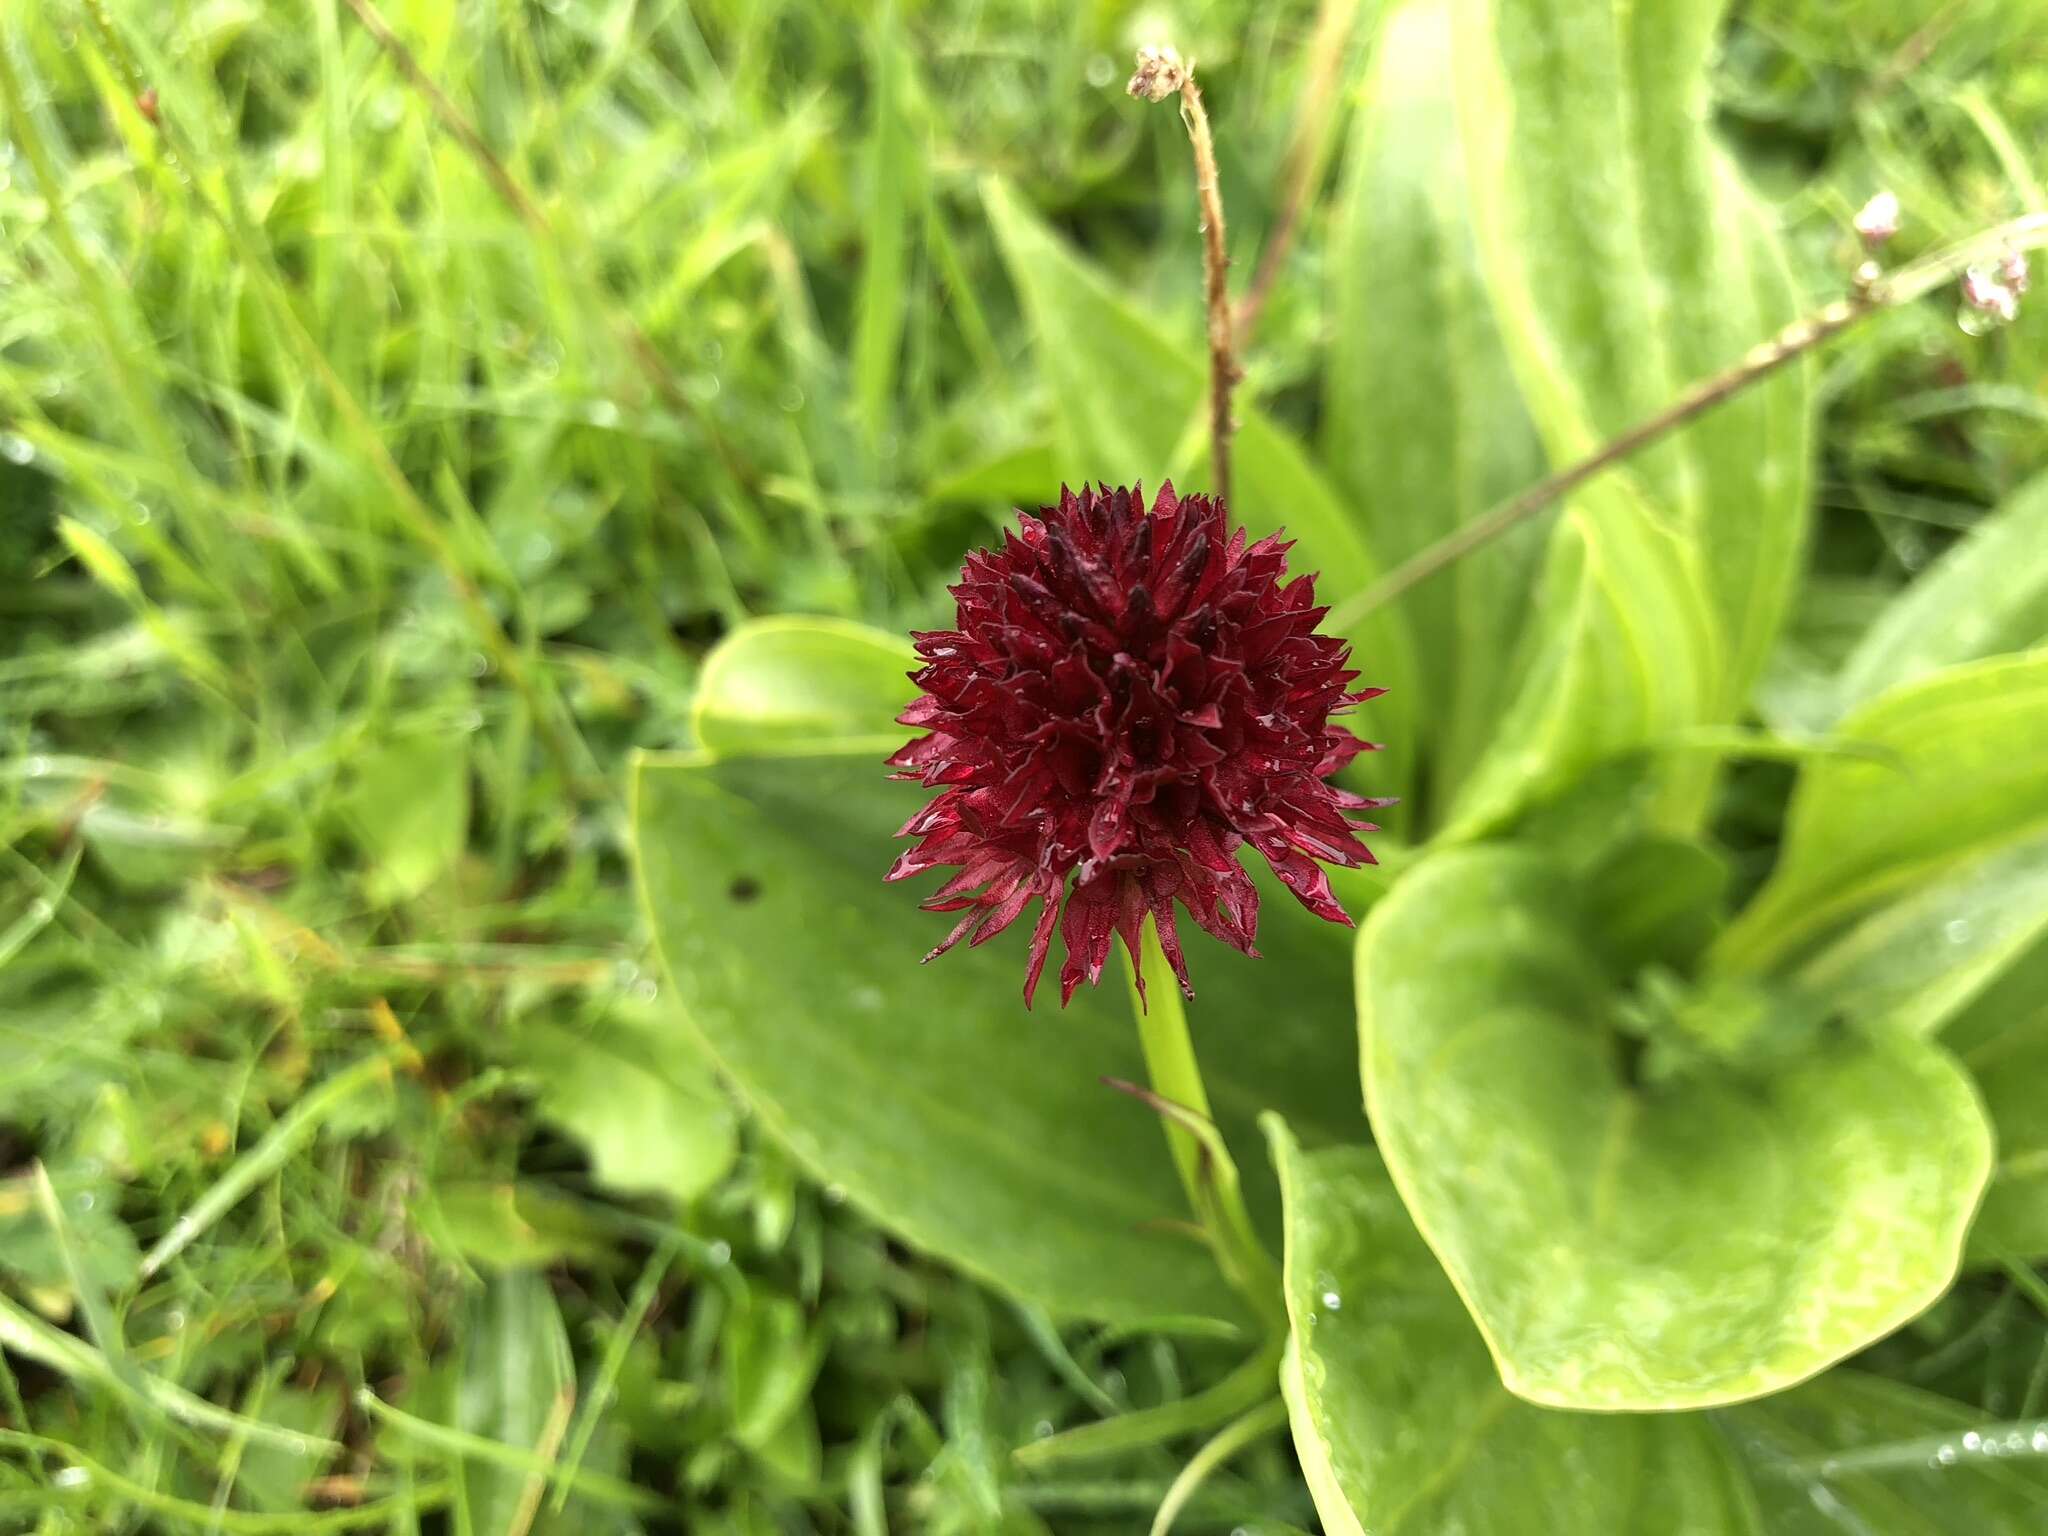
887,482,1388,1007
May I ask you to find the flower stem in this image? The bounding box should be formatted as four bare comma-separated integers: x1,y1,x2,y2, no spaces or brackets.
1177,74,1238,510
1327,209,2048,630
1121,919,1280,1318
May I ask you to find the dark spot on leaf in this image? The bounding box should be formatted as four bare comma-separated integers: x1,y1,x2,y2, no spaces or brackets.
728,876,761,903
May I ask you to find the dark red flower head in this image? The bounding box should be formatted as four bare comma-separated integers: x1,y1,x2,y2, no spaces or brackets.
886,483,1389,1007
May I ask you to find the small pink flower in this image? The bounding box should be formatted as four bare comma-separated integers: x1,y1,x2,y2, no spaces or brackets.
887,484,1389,1007
1962,266,2020,325
1853,191,1900,247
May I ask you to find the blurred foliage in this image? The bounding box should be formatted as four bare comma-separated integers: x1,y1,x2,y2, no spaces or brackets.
0,0,2045,1530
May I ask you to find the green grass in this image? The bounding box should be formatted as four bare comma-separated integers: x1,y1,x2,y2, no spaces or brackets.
1,0,2046,1530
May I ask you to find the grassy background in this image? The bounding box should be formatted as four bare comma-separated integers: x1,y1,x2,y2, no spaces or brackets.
2,0,2046,1530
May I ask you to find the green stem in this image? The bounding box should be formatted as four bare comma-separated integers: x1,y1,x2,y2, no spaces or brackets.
1013,1339,1284,1469
1121,919,1281,1319
1124,921,1216,1212
1148,1396,1291,1536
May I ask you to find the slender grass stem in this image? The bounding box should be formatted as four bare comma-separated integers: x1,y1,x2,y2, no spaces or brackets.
1327,210,2048,631
1147,1396,1290,1536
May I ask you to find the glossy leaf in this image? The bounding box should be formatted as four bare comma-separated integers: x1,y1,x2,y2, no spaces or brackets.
1270,1124,1759,1534
1359,845,1991,1410
1323,0,1546,810
1947,936,2048,1261
635,619,1371,1325
1797,828,2048,1040
1453,0,1811,708
692,616,915,757
1439,487,1717,839
1725,1371,2048,1533
981,176,1420,820
1273,1127,2048,1536
1836,468,2048,717
1715,654,2048,973
527,1009,739,1207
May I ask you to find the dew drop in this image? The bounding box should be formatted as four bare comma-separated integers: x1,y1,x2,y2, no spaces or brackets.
1033,1419,1054,1439
1962,1431,1983,1452
706,1240,732,1266
631,977,658,1002
614,960,642,986
2034,1428,2048,1453
27,898,53,923
1086,54,1116,88
1958,304,1999,337
165,1309,186,1330
465,651,490,678
1321,1290,1343,1311
823,1183,848,1206
287,1436,311,1457
0,433,35,465
456,709,483,734
1936,1444,1958,1465
587,400,621,429
778,385,806,413
24,755,49,777
74,1191,95,1212
53,1466,90,1489
1946,918,1973,944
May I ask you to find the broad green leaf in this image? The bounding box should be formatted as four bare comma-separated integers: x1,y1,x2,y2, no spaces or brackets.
1725,1372,2048,1533
1326,0,1547,812
634,750,1226,1325
1439,486,1718,839
982,176,1419,821
1836,469,2048,717
1453,0,1811,709
1271,1131,2048,1536
338,727,470,904
636,619,1373,1324
455,1270,574,1536
1715,655,2048,973
527,1011,738,1207
1270,1124,1760,1534
1797,828,2048,1039
691,616,914,756
1359,845,1991,1410
1581,831,1730,977
1948,936,2048,1261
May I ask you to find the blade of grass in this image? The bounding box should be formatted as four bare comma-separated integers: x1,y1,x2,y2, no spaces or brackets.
139,1050,398,1278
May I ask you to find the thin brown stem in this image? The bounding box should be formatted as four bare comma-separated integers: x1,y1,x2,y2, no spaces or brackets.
1179,74,1238,509
1327,210,2048,631
1233,0,1360,342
